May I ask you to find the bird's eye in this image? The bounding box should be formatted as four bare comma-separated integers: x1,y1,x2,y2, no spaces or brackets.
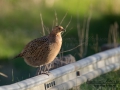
58,28,61,30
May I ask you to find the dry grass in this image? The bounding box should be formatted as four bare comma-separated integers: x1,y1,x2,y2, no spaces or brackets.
108,22,119,45
77,8,92,58
40,13,45,36
0,65,8,78
91,34,99,53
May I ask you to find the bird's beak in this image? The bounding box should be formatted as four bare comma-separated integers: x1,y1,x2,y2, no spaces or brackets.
62,29,66,32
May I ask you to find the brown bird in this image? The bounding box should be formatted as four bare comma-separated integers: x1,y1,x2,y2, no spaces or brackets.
14,26,65,75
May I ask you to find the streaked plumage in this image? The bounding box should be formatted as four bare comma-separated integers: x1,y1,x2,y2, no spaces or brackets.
15,26,65,69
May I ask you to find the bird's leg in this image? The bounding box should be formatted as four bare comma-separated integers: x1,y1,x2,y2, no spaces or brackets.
43,64,47,72
49,63,52,71
45,64,50,75
46,64,50,73
41,65,45,73
40,64,50,76
36,65,42,75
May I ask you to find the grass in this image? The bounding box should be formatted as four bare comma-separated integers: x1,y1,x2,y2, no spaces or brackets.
80,70,120,90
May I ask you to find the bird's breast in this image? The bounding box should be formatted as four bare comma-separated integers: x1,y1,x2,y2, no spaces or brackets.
45,35,62,64
46,42,61,64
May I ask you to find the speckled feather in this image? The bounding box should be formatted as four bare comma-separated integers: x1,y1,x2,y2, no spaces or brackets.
15,26,64,67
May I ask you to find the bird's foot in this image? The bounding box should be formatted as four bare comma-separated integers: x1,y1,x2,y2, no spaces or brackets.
41,72,49,76
36,70,50,76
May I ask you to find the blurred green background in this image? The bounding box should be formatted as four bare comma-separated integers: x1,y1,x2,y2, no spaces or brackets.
0,0,120,86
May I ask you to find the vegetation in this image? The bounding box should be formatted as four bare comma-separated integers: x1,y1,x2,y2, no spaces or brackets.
80,70,120,90
0,0,120,87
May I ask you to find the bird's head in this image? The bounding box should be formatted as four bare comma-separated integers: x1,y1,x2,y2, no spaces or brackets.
51,26,65,35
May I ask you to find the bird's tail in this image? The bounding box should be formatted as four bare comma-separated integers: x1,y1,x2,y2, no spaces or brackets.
13,54,22,59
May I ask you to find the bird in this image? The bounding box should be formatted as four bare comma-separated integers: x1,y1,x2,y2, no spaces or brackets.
14,26,65,75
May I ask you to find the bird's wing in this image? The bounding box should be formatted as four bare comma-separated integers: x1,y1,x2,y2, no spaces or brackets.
21,36,49,57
